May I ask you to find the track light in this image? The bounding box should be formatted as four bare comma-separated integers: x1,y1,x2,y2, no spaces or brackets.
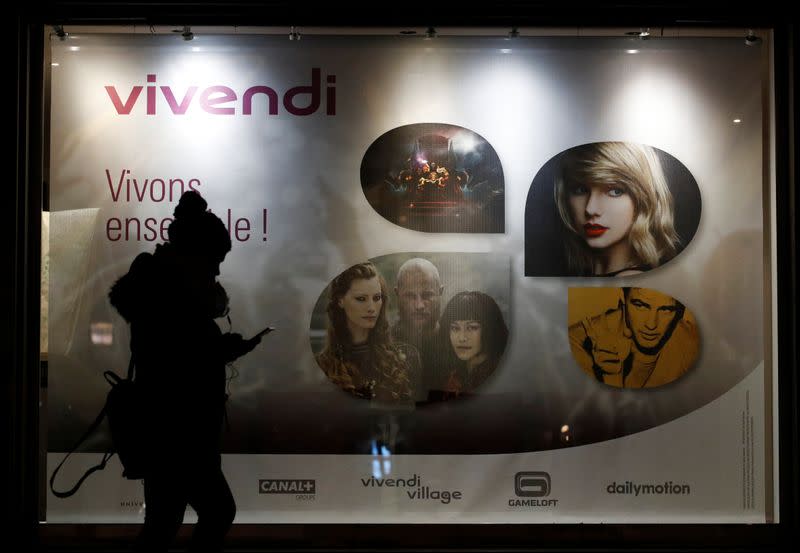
744,29,762,46
180,26,194,41
53,25,68,40
289,26,301,41
625,28,651,40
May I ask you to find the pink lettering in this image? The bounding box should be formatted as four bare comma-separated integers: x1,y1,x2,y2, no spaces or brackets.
106,168,128,201
200,86,237,115
326,74,336,116
161,86,198,114
106,218,122,241
235,217,251,241
284,68,320,116
105,169,201,203
243,86,278,115
132,178,149,201
146,74,156,115
105,69,336,117
104,86,143,115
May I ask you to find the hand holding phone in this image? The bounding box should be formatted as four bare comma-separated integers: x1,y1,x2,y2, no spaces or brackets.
252,326,275,340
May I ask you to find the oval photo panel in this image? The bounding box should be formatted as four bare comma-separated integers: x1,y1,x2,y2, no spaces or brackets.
361,124,505,233
568,287,700,388
525,142,701,276
309,253,511,403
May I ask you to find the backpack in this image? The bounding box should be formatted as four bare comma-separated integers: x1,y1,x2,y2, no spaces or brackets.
49,357,146,498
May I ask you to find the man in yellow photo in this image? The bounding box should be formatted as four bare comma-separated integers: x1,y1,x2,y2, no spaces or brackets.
569,287,699,388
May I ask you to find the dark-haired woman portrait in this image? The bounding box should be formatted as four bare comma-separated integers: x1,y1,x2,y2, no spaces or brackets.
109,191,260,552
315,262,418,403
434,291,509,396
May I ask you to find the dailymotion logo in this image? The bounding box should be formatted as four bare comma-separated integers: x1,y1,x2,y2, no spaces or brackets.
507,471,559,508
259,479,316,494
606,480,691,497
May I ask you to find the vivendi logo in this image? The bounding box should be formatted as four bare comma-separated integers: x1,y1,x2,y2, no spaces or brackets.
104,68,336,116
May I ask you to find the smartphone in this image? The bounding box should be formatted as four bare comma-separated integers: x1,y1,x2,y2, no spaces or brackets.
253,326,275,339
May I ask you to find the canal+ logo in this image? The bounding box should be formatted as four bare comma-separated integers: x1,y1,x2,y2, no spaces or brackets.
259,479,316,495
507,471,558,508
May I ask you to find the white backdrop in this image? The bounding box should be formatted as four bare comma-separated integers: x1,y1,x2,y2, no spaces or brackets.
46,33,774,523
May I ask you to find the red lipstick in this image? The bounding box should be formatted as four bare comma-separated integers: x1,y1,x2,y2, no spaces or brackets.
584,223,608,237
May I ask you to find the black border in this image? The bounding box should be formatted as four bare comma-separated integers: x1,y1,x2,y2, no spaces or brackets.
10,3,798,552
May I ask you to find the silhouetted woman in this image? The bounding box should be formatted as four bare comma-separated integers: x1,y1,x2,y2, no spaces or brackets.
109,191,259,552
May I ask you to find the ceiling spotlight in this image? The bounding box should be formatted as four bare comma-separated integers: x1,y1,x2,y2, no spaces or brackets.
744,30,762,46
53,25,68,41
508,27,520,39
180,26,194,41
425,26,437,39
289,26,301,41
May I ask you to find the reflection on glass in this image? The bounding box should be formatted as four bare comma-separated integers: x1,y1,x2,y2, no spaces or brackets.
371,440,392,478
89,321,113,345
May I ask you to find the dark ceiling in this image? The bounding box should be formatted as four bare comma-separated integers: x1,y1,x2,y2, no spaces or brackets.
19,1,795,27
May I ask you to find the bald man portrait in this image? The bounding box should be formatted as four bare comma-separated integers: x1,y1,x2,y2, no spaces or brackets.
391,258,445,401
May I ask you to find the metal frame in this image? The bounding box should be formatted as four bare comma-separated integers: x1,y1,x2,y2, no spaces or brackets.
9,3,797,551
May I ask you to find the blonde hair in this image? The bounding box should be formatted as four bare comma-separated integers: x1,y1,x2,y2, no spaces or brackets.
554,142,680,275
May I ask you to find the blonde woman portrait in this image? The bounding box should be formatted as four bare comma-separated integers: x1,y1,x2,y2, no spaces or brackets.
525,142,701,277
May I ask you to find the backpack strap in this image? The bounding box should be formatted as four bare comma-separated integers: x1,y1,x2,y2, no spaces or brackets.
49,405,115,498
49,354,134,499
